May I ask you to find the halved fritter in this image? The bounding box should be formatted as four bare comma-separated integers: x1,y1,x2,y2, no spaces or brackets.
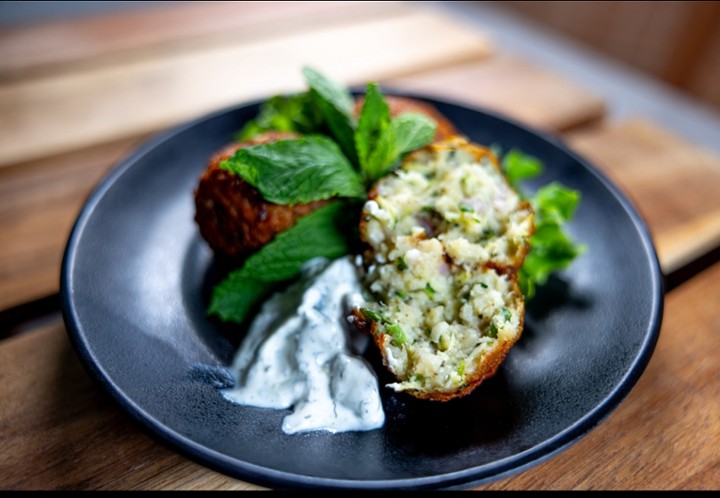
351,136,535,401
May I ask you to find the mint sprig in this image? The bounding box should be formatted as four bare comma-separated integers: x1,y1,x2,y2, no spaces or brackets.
207,68,440,327
236,67,437,187
219,135,365,205
355,83,436,183
302,66,359,167
208,201,359,324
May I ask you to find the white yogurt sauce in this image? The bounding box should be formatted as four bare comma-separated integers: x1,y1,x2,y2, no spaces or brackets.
221,256,385,434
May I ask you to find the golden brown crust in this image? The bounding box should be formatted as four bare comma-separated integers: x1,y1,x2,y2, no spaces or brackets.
351,275,526,402
193,131,330,260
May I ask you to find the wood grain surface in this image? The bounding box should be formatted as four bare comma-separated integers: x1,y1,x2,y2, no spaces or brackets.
0,5,492,168
0,2,407,79
566,119,720,274
480,260,720,491
385,56,607,132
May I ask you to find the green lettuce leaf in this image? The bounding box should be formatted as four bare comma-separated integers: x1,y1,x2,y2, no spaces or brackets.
502,148,543,190
499,150,586,299
234,93,322,141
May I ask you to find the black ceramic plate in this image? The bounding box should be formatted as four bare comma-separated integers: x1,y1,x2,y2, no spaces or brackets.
61,93,663,490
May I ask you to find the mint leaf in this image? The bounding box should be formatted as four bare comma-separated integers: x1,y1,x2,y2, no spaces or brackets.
391,112,436,156
240,201,356,281
355,86,437,183
220,136,365,204
363,112,436,182
235,93,321,141
355,83,391,174
364,124,397,183
207,276,276,325
208,201,358,324
302,66,358,166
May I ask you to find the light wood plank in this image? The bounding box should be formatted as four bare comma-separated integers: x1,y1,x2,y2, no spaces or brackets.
0,137,147,311
0,319,264,490
478,261,720,491
1,259,718,490
384,56,606,132
0,9,493,168
0,2,409,80
565,119,720,274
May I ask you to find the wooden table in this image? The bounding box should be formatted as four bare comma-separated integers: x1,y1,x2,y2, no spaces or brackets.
1,1,718,490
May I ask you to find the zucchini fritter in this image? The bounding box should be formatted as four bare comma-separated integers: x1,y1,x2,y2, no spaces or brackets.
351,136,535,401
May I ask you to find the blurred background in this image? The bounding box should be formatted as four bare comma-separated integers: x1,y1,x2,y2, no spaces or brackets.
1,0,718,111
497,1,720,112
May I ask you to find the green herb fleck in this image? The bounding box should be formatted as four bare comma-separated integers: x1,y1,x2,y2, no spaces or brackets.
395,289,409,300
396,256,408,271
361,308,385,323
387,323,407,346
488,322,498,339
459,203,474,213
425,282,436,299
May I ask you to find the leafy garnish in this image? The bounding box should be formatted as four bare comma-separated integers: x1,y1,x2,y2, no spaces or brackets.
390,112,437,158
207,69,583,329
235,93,322,141
355,83,436,182
521,183,586,298
498,148,586,299
355,83,391,179
236,67,436,187
209,201,358,324
219,136,365,204
502,148,543,190
302,66,358,167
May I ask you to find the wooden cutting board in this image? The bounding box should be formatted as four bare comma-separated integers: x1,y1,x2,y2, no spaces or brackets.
0,4,493,168
565,119,720,274
385,56,607,132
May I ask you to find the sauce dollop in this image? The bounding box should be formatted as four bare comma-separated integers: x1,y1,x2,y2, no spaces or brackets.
221,256,385,434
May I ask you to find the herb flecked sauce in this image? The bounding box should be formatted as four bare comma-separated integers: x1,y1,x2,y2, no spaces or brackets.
221,256,385,434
